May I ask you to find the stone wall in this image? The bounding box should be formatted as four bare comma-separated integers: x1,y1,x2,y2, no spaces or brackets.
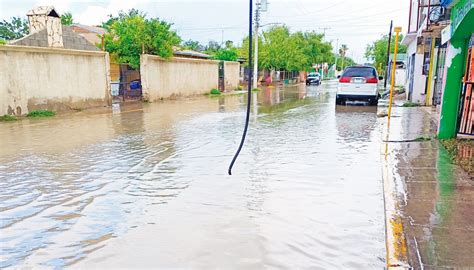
0,45,111,116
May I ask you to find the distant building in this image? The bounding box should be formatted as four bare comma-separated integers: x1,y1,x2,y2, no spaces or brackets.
69,24,107,47
9,6,100,51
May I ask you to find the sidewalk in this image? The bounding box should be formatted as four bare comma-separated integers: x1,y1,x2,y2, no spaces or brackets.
382,106,474,269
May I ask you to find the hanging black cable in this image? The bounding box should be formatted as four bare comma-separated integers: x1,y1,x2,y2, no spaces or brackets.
228,0,253,176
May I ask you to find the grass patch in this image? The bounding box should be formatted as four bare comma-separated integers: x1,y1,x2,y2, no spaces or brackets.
440,139,474,175
27,110,56,118
402,101,420,107
252,88,262,92
209,88,222,95
235,85,243,91
0,115,18,121
414,136,432,142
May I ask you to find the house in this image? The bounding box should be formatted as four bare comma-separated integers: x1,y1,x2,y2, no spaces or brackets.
9,6,100,51
402,0,449,105
69,24,107,47
402,0,474,138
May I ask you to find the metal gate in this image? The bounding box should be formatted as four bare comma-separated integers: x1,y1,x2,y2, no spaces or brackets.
218,61,225,92
458,46,474,135
110,63,142,102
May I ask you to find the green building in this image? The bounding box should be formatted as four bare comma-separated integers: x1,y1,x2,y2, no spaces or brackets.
439,0,474,138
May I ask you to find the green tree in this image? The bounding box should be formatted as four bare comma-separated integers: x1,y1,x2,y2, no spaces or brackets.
204,40,222,54
0,17,28,40
213,48,238,61
365,34,407,73
60,12,74,25
239,26,334,71
103,9,180,69
102,9,145,30
182,39,204,51
292,31,334,71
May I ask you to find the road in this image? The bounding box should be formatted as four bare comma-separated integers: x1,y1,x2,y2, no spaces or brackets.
0,81,387,269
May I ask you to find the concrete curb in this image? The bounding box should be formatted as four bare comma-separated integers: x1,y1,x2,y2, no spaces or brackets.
382,145,411,269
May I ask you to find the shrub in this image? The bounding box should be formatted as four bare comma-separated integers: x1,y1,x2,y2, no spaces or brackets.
210,89,221,95
27,110,56,118
0,115,17,121
402,101,420,107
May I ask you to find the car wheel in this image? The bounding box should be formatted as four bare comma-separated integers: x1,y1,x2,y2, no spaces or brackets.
369,97,378,106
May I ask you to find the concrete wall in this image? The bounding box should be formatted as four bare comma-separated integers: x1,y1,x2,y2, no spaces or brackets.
224,61,240,89
0,45,111,115
141,55,240,101
395,69,406,87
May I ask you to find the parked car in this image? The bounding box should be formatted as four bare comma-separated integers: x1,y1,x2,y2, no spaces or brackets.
336,66,382,106
306,72,321,85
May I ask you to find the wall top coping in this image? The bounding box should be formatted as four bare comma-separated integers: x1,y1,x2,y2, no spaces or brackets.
142,54,239,65
0,45,108,57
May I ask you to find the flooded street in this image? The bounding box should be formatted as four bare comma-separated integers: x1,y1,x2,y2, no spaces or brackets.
0,81,386,269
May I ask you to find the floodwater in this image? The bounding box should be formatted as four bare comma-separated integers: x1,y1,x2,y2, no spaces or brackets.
0,81,386,269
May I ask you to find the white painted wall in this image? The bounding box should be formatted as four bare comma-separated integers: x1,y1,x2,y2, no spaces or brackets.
405,40,427,103
0,45,111,115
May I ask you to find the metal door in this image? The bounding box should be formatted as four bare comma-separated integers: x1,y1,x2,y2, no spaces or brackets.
218,61,225,92
458,47,474,135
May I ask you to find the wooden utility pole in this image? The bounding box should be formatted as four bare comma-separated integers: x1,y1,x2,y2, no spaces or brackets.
384,20,393,91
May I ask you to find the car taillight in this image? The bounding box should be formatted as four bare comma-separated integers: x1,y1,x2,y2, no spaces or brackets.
339,77,351,83
366,77,378,83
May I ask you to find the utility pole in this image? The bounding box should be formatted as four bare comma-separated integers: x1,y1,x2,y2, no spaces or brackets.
253,0,261,89
334,39,339,77
319,27,331,36
384,20,393,91
341,44,347,71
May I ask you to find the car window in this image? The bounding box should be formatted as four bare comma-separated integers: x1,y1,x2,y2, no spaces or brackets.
342,67,376,77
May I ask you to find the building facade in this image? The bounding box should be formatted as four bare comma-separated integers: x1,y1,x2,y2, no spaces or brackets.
438,0,474,138
403,0,473,138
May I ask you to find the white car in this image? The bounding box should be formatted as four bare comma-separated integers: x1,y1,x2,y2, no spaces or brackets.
336,66,382,106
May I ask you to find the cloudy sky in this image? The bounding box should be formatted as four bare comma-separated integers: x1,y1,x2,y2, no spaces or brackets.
0,0,409,62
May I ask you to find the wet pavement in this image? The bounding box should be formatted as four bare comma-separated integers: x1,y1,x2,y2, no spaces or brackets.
2,81,388,268
382,107,474,269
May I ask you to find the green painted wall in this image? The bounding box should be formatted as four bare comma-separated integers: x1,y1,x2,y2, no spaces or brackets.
438,6,473,139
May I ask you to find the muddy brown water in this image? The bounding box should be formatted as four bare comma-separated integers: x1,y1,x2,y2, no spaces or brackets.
0,81,386,269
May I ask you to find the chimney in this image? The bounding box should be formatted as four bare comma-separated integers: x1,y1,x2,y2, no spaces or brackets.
26,6,63,48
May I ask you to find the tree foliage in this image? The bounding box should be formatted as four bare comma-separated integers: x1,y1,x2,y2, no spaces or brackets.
60,12,74,25
0,17,28,40
103,10,181,69
365,34,407,72
240,25,334,71
212,47,238,61
182,39,205,52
